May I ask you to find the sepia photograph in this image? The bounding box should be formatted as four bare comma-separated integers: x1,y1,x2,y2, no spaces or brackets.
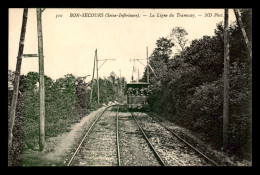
8,8,252,166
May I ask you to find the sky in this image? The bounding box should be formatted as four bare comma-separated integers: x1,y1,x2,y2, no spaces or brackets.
9,8,236,83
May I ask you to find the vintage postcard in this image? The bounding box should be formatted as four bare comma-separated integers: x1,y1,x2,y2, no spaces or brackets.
8,8,252,166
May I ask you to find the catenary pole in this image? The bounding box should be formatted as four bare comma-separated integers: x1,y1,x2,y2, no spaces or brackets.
96,53,115,104
138,69,139,82
233,8,252,158
8,8,28,153
119,69,122,92
233,9,252,59
223,8,229,151
147,47,149,84
37,8,45,151
96,49,99,104
90,50,96,103
119,69,122,102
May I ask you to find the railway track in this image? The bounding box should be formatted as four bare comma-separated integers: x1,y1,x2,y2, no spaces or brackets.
116,107,121,166
131,113,166,166
137,112,219,166
67,104,217,166
118,110,162,166
67,105,121,166
67,105,165,166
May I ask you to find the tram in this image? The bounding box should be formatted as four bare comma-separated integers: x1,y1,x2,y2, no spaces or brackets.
125,81,150,110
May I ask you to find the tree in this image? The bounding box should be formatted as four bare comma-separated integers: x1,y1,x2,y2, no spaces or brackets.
147,37,174,83
107,72,119,101
169,27,189,52
150,37,174,64
145,9,252,157
144,37,174,113
76,76,90,117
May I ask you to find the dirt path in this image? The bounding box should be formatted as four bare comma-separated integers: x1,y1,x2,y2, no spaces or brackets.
44,106,107,164
23,106,107,166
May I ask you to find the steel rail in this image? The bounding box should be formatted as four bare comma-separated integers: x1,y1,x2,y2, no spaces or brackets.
131,113,166,166
116,108,121,166
67,105,112,166
147,112,219,166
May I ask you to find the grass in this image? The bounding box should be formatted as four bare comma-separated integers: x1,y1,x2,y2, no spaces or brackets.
23,152,66,166
21,103,104,166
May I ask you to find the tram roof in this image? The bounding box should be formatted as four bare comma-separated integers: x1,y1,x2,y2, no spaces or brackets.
126,82,149,87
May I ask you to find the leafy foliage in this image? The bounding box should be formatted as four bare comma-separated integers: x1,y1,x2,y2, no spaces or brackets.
8,69,126,165
170,26,189,51
144,9,252,158
150,37,174,64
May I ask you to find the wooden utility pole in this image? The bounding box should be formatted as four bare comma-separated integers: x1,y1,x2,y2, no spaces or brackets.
96,49,99,104
147,47,149,84
8,8,28,152
131,59,136,81
90,49,96,103
95,50,115,104
119,69,122,93
37,8,45,151
119,69,122,102
233,8,252,158
138,69,139,82
233,9,252,59
223,8,229,151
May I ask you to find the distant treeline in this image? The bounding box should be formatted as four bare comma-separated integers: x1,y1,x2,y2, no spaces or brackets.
141,9,251,158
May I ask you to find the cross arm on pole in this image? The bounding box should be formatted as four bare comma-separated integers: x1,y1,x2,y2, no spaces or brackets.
137,59,146,67
148,64,157,77
98,59,115,61
130,58,156,77
41,8,46,13
130,59,146,61
98,59,116,70
98,60,107,70
23,54,39,58
130,59,147,67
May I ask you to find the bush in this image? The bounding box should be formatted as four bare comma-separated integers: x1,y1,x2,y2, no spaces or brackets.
146,9,252,158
